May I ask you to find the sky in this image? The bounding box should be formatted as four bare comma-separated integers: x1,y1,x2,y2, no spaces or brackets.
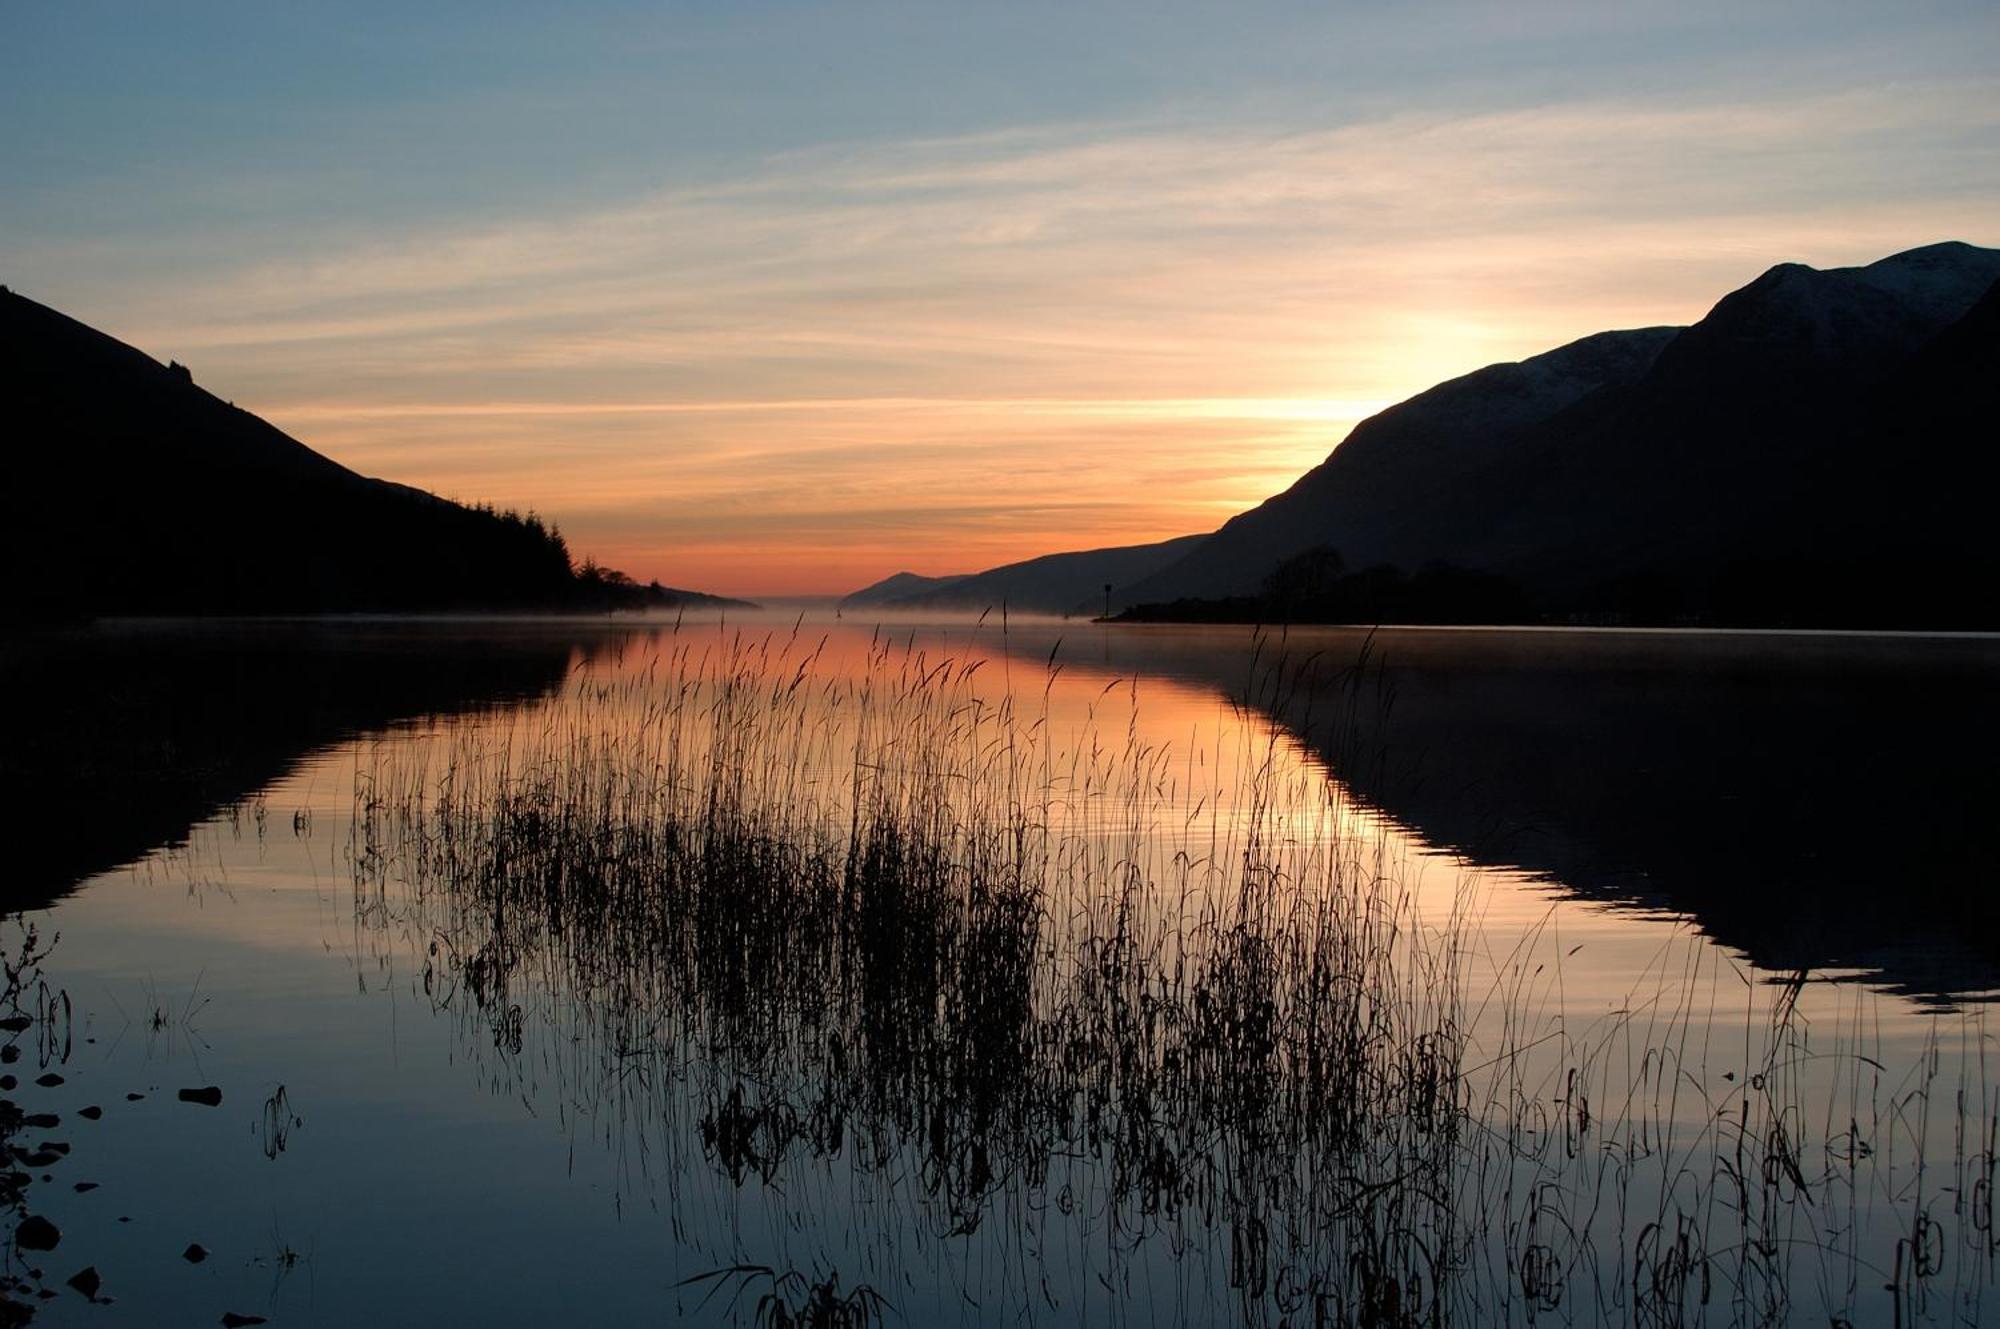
3,3,1996,596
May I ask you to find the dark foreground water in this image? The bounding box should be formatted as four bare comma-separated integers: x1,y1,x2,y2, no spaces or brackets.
0,614,1993,1326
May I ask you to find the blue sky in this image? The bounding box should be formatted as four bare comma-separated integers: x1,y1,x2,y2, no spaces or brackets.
5,3,1996,592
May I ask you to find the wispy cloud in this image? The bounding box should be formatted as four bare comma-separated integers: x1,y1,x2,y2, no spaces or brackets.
12,80,1996,593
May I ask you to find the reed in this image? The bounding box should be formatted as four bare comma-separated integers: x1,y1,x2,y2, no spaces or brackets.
347,623,1994,1327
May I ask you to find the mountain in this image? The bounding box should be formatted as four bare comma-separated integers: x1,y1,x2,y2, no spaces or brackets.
853,533,1210,617
1117,326,1680,606
1429,241,2000,622
0,288,745,618
1118,241,2000,627
838,570,970,609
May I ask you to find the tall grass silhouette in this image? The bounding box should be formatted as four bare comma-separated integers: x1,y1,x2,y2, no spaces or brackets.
348,623,1995,1326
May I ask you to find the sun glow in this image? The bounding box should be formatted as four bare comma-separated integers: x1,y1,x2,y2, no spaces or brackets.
12,59,1995,595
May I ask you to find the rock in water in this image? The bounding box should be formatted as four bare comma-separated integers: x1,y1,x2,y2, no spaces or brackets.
177,1086,223,1107
15,1215,60,1250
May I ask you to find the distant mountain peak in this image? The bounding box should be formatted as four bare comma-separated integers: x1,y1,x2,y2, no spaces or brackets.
1688,241,2000,364
875,533,1211,616
1109,239,2000,627
1849,240,2000,319
837,570,971,609
1866,238,1991,265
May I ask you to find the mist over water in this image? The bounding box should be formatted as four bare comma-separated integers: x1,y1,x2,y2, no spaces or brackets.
3,613,1993,1326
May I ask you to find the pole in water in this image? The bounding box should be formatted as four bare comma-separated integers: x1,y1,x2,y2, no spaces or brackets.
1102,583,1112,619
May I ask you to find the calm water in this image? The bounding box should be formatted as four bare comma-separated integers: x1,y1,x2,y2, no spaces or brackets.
1,614,1995,1326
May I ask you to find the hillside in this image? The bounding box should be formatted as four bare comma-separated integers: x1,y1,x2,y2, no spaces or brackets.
838,570,971,610
1117,241,2000,627
1116,327,1679,605
0,288,746,618
885,533,1210,616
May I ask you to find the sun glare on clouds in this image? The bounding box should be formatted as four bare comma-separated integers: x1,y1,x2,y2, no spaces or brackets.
8,67,1996,595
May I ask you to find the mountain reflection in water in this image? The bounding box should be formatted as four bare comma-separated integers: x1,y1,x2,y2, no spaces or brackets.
0,618,657,909
1,615,1993,1327
991,624,2000,1002
8,618,1994,998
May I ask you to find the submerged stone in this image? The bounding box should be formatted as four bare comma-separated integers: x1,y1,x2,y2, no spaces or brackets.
182,1243,208,1264
14,1215,60,1251
177,1087,223,1107
65,1266,100,1299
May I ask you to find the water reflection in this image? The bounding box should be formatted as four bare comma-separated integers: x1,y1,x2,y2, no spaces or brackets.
979,624,2000,1001
4,616,1995,1326
0,619,659,909
350,632,1466,1322
335,622,1994,1326
15,616,1992,1000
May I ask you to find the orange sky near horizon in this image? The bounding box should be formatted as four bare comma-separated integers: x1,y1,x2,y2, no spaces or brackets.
8,36,1996,596
235,182,1993,598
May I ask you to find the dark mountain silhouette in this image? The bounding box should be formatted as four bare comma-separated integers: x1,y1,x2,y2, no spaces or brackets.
1116,242,2000,627
0,288,747,618
1120,326,1682,604
846,533,1210,617
900,534,1211,616
838,570,971,610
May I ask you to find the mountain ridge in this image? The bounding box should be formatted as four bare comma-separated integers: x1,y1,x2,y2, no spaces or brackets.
869,533,1212,617
838,570,972,610
1,287,748,619
1111,240,2000,627
1117,324,1683,607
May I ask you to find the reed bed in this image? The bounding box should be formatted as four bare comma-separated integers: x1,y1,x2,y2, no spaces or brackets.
347,625,1994,1327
